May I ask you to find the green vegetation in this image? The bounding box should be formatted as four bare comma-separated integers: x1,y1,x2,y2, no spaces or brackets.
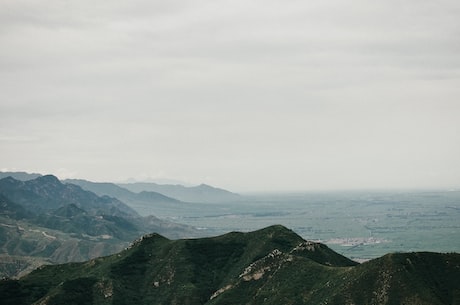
0,175,204,278
139,190,460,261
1,225,458,305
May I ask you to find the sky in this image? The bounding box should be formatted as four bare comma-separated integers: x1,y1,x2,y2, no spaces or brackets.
1,0,460,192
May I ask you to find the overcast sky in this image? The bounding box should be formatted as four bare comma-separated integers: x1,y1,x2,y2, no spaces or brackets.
1,0,459,192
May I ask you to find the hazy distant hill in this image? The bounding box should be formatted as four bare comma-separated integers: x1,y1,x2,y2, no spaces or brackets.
0,171,41,181
0,176,203,278
1,225,458,305
118,182,242,203
65,179,181,205
0,171,241,203
64,179,188,217
0,175,138,217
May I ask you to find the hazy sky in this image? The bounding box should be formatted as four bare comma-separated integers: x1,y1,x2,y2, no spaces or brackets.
1,0,459,192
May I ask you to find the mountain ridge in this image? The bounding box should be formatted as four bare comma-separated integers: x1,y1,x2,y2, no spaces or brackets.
64,178,192,217
0,175,139,217
1,225,458,305
64,179,181,205
0,176,205,278
117,181,241,203
0,171,241,204
0,172,42,181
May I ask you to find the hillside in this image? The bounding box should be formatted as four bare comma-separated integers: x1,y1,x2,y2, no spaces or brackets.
64,179,185,216
118,182,241,203
0,176,203,278
0,175,138,217
0,172,42,181
64,179,181,205
1,225,458,305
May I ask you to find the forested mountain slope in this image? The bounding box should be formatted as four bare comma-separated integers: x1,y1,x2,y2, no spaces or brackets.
1,225,458,305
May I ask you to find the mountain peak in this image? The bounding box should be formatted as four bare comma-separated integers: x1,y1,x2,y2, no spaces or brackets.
117,181,240,203
35,174,61,184
0,171,42,181
3,226,457,305
0,175,22,184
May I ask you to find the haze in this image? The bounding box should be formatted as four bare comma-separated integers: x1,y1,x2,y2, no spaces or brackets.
1,0,459,192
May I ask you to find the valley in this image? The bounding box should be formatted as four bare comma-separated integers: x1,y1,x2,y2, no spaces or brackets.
1,171,459,278
115,190,460,261
0,173,204,278
1,225,459,305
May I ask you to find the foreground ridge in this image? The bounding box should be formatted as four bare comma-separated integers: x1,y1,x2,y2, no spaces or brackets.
1,225,459,305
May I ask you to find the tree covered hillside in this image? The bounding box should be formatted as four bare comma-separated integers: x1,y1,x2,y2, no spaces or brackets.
1,225,458,305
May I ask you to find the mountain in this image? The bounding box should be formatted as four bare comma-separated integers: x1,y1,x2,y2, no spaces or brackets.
0,171,42,181
64,179,186,217
1,225,458,305
118,182,242,203
0,176,204,278
0,172,240,203
0,193,33,220
0,175,138,217
64,179,181,205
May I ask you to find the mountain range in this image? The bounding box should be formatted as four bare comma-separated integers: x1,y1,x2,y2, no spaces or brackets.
1,225,458,305
63,179,185,217
0,174,203,278
0,171,241,204
0,172,42,182
1,171,459,304
117,182,242,203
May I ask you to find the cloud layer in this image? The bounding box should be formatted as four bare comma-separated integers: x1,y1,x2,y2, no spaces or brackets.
1,0,459,191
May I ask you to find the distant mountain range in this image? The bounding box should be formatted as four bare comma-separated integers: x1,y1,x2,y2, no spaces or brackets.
0,175,138,217
0,171,42,181
117,182,242,203
64,179,181,204
64,179,184,216
64,178,242,217
0,171,241,204
1,225,458,305
1,171,459,304
0,174,204,278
